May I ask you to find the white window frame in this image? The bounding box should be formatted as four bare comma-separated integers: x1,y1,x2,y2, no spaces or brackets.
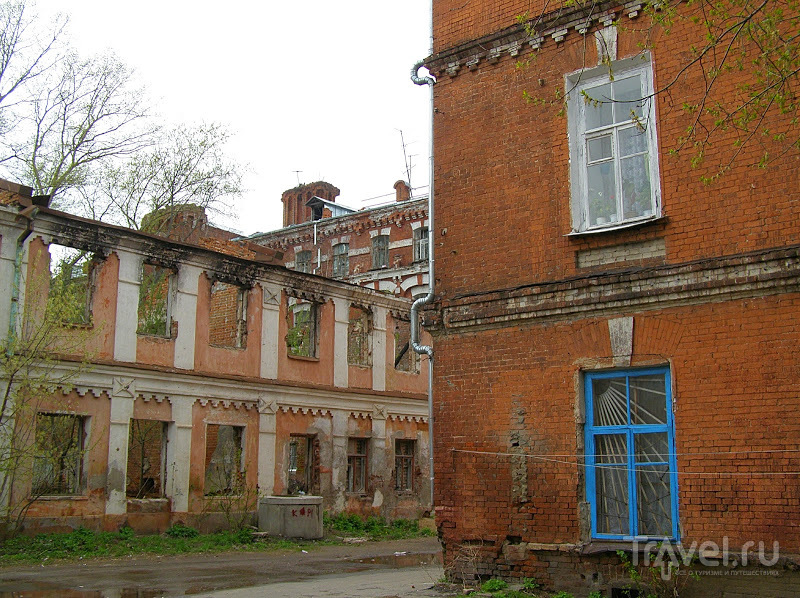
567,53,661,233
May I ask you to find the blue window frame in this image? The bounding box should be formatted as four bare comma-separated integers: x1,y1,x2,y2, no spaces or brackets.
585,367,679,540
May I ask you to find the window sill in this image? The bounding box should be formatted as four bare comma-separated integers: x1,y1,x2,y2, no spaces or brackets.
566,215,665,237
34,494,88,501
287,353,320,362
348,363,373,370
209,344,248,351
581,538,678,555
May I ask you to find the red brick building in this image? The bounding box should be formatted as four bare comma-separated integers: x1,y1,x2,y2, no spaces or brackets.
247,180,430,299
424,0,800,595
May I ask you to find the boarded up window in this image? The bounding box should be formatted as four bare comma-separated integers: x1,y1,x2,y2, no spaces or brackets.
286,298,317,358
395,439,415,491
394,319,416,372
209,282,248,348
347,438,368,493
287,435,320,495
204,424,245,495
138,264,174,337
48,245,95,325
32,413,86,495
126,419,166,498
348,306,371,367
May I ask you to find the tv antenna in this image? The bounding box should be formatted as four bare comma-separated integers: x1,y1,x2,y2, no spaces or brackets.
292,170,303,186
396,129,413,196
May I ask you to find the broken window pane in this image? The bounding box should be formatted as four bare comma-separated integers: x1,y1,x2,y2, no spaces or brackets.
286,298,317,358
372,235,389,269
48,245,94,325
295,250,312,273
209,282,248,348
126,419,166,498
395,439,415,491
348,306,371,367
204,424,245,496
32,413,85,495
287,435,319,495
332,243,349,277
138,264,174,337
347,438,368,493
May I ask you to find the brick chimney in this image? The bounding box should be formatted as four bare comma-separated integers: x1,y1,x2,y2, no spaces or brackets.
281,181,340,226
394,180,411,202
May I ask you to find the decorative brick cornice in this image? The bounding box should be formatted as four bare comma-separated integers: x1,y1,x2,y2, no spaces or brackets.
427,0,642,79
432,246,800,332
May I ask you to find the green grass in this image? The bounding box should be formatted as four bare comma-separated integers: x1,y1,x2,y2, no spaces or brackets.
0,525,324,565
324,513,435,540
0,517,434,565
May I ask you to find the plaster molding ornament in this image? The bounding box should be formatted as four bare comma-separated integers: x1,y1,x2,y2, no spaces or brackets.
112,377,135,399
258,397,278,414
372,404,388,420
262,286,280,306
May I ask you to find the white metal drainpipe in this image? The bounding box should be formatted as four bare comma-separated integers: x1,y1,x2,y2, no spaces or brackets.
411,58,436,510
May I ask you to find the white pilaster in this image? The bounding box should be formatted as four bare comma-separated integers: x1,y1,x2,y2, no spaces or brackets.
0,224,22,341
332,297,350,388
105,378,136,515
173,265,202,370
114,250,141,362
372,306,387,391
260,283,281,379
166,397,193,513
370,404,387,509
257,397,278,495
331,409,349,511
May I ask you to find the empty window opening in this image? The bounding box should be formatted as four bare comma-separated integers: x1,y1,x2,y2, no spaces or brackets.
137,263,175,337
204,424,245,496
395,439,415,491
295,250,312,273
126,419,167,499
32,413,86,496
393,319,416,372
286,298,317,358
209,282,248,348
287,435,320,495
413,227,428,262
332,243,349,277
48,245,96,325
372,235,389,269
348,306,372,367
347,438,368,493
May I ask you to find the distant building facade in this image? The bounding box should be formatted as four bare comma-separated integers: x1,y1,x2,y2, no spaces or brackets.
247,180,430,299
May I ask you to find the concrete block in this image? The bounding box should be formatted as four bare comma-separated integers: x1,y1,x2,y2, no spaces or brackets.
258,495,323,539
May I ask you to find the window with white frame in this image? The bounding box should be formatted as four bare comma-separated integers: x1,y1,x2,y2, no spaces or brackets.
567,55,660,232
332,243,349,277
584,367,678,540
347,438,368,493
413,227,428,262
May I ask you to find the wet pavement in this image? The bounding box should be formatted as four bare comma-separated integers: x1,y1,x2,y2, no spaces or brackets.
0,536,447,597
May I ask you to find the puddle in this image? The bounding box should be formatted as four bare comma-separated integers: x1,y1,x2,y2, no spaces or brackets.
0,587,166,597
344,551,442,568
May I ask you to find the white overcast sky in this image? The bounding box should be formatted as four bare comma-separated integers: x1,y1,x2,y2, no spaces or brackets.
35,0,432,235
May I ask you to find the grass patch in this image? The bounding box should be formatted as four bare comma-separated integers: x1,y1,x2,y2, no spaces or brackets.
0,516,434,565
324,514,435,540
0,526,327,565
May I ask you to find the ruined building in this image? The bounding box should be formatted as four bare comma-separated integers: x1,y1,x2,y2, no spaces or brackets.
0,179,431,534
423,0,800,595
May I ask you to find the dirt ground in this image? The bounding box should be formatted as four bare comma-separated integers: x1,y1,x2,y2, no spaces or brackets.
0,536,448,598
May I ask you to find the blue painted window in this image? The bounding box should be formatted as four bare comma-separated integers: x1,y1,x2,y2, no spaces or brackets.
585,367,679,540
